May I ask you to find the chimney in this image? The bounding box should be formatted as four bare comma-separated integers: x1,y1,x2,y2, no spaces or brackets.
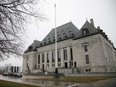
90,18,94,27
97,26,100,30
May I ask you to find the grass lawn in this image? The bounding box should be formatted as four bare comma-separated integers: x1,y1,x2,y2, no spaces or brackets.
62,76,114,82
32,76,114,83
0,80,40,87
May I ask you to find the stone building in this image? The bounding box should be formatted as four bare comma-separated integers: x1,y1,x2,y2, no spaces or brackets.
23,19,116,74
3,64,21,74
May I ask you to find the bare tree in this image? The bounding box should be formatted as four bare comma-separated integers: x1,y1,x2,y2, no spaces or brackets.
0,0,44,60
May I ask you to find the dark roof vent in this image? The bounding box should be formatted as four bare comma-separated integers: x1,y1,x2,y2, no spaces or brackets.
48,40,51,43
70,33,74,37
29,46,33,50
40,43,42,46
69,31,72,33
53,36,55,38
44,42,46,45
63,35,67,39
52,39,55,42
58,37,61,41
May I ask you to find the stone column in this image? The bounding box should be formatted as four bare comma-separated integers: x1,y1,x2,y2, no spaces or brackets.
67,47,71,68
40,53,42,69
49,51,52,71
13,66,14,73
44,52,47,70
61,49,64,67
36,54,38,69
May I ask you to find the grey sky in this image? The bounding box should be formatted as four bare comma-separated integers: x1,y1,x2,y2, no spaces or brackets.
26,0,116,47
0,0,116,67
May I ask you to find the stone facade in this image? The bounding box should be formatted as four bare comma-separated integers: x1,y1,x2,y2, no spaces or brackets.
23,19,116,74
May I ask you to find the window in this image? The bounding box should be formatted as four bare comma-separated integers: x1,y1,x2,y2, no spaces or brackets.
63,49,67,60
47,52,49,63
17,67,19,73
86,69,91,72
52,51,55,62
42,64,44,70
84,45,88,52
58,63,61,67
57,50,61,62
64,35,67,39
82,28,89,36
85,55,90,64
38,55,40,64
70,47,73,60
74,62,77,68
10,66,13,72
42,53,44,63
70,33,74,37
52,64,55,67
14,67,16,73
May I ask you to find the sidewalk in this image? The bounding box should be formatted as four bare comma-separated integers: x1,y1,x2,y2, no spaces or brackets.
0,75,116,87
0,75,44,87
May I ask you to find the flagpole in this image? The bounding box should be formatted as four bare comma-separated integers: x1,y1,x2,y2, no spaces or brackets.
54,4,57,68
54,3,58,79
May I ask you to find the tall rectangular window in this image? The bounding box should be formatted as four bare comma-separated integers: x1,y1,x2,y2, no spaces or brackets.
70,47,73,60
52,51,55,62
38,55,40,64
42,53,44,63
47,52,49,63
84,45,88,52
85,55,90,64
63,49,67,60
57,50,61,62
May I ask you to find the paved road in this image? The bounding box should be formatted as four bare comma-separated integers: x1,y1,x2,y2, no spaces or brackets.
0,75,116,87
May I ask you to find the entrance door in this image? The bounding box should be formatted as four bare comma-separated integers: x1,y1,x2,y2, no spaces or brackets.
74,62,77,68
65,62,68,68
42,64,44,70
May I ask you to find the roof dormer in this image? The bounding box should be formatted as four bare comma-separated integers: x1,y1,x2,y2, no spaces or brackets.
82,28,89,36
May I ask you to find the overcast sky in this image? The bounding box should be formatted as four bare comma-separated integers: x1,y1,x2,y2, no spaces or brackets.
0,0,116,67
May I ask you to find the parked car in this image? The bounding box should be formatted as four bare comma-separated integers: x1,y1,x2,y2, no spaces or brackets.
13,73,22,77
8,72,14,77
2,73,8,76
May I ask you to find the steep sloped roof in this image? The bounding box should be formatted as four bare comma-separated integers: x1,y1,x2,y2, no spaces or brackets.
25,22,79,53
41,22,79,46
24,40,40,53
74,20,99,39
25,19,115,53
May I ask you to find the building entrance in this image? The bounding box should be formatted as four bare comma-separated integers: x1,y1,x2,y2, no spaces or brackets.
65,62,68,68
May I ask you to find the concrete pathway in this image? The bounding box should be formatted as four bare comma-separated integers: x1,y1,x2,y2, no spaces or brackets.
0,75,116,87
